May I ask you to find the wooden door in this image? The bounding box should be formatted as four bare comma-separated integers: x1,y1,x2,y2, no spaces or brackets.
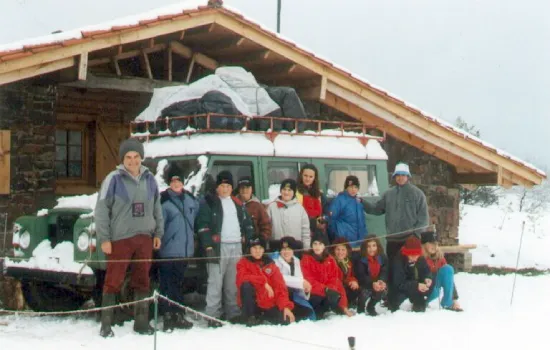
0,130,10,194
95,123,129,187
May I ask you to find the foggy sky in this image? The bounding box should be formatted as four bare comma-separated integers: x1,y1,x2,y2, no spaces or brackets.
1,0,548,170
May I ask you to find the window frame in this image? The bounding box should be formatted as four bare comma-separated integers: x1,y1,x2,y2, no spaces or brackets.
324,164,379,198
55,122,89,186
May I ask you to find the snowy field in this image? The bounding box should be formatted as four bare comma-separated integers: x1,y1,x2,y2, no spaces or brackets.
1,273,548,350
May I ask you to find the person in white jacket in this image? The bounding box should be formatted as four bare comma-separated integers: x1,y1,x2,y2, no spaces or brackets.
273,236,316,321
267,179,311,250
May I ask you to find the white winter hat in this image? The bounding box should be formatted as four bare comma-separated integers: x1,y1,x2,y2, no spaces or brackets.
392,162,411,177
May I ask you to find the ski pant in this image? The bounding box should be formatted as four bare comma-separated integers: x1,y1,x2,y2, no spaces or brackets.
158,260,188,314
240,283,289,325
345,286,360,308
103,234,153,294
205,242,242,319
427,264,455,308
309,294,341,319
389,288,430,312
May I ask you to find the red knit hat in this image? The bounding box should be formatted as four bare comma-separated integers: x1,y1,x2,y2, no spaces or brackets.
401,236,422,256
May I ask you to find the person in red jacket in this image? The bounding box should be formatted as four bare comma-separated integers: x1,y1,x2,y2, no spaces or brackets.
236,236,296,326
330,238,360,308
301,232,354,319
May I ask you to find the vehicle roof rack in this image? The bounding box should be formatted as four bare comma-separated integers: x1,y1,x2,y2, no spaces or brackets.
130,114,386,146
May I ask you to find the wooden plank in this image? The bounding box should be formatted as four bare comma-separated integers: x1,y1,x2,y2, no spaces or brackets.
95,122,129,186
216,14,544,186
179,30,186,40
186,55,196,83
140,50,153,79
0,130,10,194
61,73,183,93
77,52,88,80
0,57,74,85
112,58,121,76
0,12,217,75
193,52,218,71
220,50,270,65
165,47,173,81
454,172,498,185
170,41,193,59
298,86,322,100
320,75,327,101
199,36,246,51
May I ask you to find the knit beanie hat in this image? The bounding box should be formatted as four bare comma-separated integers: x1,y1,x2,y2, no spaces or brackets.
280,179,297,195
216,171,233,187
248,236,266,251
164,163,184,184
310,231,329,247
344,175,360,189
392,162,411,178
401,236,422,256
421,231,437,244
119,138,144,162
279,236,298,251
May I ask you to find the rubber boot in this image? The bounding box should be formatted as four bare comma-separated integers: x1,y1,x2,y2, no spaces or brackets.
366,298,378,316
356,290,369,314
133,291,154,335
99,293,116,338
174,312,194,329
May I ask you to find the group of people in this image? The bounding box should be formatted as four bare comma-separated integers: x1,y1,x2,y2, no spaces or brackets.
94,138,462,338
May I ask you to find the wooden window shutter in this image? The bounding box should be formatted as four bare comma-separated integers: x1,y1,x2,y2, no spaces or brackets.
0,130,10,194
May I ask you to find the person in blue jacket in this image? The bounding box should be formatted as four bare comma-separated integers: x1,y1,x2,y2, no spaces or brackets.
328,175,368,248
158,163,199,332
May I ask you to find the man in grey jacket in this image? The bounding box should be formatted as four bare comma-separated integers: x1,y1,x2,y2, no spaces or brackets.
95,138,164,338
363,162,429,261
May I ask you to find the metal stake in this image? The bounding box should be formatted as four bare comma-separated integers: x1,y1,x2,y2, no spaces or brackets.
153,290,159,350
510,221,526,306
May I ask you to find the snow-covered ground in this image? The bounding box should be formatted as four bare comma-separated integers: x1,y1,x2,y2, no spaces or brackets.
460,200,550,270
1,273,548,350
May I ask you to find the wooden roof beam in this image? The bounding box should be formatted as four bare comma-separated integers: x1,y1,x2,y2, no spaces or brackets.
77,52,88,81
220,50,270,65
198,36,246,51
170,41,218,71
215,13,544,186
252,63,297,80
61,73,182,93
0,12,217,77
0,56,74,85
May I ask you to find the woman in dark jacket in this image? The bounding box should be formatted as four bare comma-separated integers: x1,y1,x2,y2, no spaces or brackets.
354,234,388,316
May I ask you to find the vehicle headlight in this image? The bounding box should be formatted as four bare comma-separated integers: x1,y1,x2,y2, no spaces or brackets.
19,231,31,250
77,232,90,252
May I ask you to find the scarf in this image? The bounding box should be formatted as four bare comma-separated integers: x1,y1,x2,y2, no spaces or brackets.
367,255,381,280
337,258,350,275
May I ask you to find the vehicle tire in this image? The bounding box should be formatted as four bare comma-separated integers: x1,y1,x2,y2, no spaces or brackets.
21,281,87,312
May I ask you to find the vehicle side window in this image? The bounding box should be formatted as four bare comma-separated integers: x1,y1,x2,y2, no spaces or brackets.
266,161,307,200
325,165,378,198
210,161,254,194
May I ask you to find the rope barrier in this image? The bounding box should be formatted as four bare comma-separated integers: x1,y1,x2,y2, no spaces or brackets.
0,297,155,317
1,224,433,264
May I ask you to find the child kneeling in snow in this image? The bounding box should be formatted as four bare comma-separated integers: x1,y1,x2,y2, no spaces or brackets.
421,232,463,312
273,236,317,321
301,232,354,319
389,235,432,312
353,235,389,316
330,238,361,309
236,236,296,326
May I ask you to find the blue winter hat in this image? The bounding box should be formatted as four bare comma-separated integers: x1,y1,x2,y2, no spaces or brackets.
392,162,411,178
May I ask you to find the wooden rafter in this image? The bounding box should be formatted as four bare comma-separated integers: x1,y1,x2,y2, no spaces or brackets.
215,13,544,186
0,57,74,85
170,41,219,71
61,73,182,93
199,36,246,51
89,43,167,67
0,12,217,75
164,47,172,81
252,62,296,79
220,49,270,65
140,50,153,79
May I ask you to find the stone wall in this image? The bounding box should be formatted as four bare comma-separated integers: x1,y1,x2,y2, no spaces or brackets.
0,82,57,250
383,136,460,245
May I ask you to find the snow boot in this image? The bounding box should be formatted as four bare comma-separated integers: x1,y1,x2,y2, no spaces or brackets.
412,302,426,313
133,291,154,335
207,319,223,328
366,299,378,316
245,315,261,327
173,312,194,329
99,293,116,338
356,290,369,314
163,312,175,333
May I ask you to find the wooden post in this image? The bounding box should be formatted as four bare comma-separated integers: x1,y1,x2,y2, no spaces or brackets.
77,52,88,80
186,55,196,83
165,47,173,82
0,130,11,195
140,50,153,79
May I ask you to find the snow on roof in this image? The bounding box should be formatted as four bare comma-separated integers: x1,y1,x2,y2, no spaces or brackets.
0,0,544,177
142,132,388,160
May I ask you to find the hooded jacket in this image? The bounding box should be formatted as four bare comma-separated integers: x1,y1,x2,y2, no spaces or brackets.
240,195,272,241
95,165,164,243
391,253,432,296
158,189,198,258
354,254,389,290
236,255,294,311
363,182,428,242
267,198,310,247
328,191,368,247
